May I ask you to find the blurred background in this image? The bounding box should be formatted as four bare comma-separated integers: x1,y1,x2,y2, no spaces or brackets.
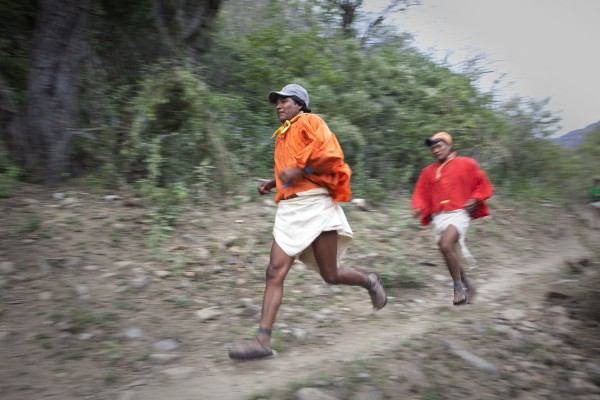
1,2,600,399
1,0,598,207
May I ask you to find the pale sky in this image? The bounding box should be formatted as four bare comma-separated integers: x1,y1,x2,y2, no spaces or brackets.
361,0,600,136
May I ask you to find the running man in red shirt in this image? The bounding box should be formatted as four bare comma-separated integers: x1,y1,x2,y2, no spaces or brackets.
412,132,493,305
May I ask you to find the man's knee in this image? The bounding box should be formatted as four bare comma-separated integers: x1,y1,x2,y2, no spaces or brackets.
265,263,287,284
438,240,454,254
320,271,339,285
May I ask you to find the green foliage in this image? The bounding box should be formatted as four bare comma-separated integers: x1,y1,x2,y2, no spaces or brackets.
67,307,116,332
208,2,501,194
0,165,22,198
1,0,574,207
481,97,576,202
191,160,216,205
139,179,188,227
85,163,124,190
90,0,161,86
0,0,37,94
573,127,600,198
0,137,22,197
123,64,234,190
18,213,41,233
103,372,119,383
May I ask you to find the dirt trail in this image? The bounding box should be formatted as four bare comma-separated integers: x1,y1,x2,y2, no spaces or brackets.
2,186,599,400
132,310,429,400
134,321,431,400
475,231,590,304
131,233,592,400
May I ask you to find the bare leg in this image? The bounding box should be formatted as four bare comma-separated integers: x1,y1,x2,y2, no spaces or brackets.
461,271,477,303
256,241,296,344
438,225,467,305
228,241,294,359
312,230,367,286
312,231,387,309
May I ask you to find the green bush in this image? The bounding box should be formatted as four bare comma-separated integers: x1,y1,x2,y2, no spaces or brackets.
0,165,22,198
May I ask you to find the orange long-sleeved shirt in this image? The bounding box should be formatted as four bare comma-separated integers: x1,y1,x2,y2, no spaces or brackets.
411,156,493,225
272,113,352,203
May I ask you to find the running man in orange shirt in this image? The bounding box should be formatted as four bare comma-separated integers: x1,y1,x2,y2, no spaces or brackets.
228,84,387,360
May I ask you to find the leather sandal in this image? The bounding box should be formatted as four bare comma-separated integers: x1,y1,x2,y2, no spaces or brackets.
366,273,388,310
228,326,274,360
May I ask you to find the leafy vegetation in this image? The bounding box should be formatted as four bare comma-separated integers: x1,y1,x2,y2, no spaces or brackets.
0,0,593,217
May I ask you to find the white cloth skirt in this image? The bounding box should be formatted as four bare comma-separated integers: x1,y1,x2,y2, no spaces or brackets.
432,209,476,266
274,188,353,271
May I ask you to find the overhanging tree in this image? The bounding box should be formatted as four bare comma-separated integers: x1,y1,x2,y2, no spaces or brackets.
3,0,224,184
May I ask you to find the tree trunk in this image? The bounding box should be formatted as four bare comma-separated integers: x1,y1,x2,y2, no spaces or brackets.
25,0,91,184
152,0,222,58
337,0,362,36
0,75,25,166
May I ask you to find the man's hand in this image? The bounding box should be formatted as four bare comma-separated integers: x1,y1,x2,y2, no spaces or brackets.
464,198,479,214
257,179,276,195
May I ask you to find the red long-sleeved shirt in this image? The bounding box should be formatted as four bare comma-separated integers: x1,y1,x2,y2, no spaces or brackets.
411,156,493,225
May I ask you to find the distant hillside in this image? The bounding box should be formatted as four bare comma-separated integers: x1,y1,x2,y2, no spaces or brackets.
553,120,600,148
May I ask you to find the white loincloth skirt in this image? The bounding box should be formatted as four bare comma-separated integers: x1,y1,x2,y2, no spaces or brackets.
432,209,476,267
274,188,353,271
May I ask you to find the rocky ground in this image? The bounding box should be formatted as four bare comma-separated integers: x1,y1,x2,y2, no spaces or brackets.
1,183,599,400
